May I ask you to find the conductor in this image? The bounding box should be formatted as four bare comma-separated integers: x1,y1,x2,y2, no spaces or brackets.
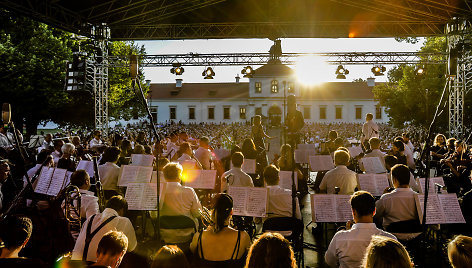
285,95,304,147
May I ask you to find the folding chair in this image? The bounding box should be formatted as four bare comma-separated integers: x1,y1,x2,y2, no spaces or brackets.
159,215,197,252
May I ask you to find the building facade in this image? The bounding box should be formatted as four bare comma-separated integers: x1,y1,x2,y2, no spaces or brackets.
148,63,388,125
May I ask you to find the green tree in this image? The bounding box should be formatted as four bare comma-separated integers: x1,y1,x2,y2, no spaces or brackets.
372,37,448,131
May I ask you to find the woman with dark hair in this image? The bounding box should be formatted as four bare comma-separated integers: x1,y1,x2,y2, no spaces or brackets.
241,138,257,160
431,134,448,173
117,139,132,166
151,245,190,268
190,193,251,268
244,232,297,268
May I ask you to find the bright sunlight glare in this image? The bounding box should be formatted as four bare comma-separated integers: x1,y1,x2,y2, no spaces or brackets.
295,56,332,86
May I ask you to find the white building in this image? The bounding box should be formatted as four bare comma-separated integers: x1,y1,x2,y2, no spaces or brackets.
148,63,388,125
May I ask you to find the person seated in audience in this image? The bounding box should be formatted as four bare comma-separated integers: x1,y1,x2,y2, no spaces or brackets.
151,245,190,268
0,215,47,267
190,193,251,267
360,137,385,171
362,235,413,268
57,143,76,172
72,195,137,263
221,152,254,192
194,137,213,170
66,170,99,218
384,156,419,192
319,150,359,194
90,231,128,268
245,232,297,268
98,146,122,200
161,162,202,222
448,235,472,268
325,191,397,268
263,165,301,219
375,164,419,230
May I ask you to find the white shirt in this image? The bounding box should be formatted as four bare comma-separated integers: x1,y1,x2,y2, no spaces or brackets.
98,162,121,192
361,120,379,143
72,208,137,262
160,182,202,220
325,223,397,268
360,149,386,171
266,185,301,219
61,189,99,220
403,144,416,170
52,150,62,166
89,138,103,149
319,165,359,195
194,147,212,169
221,167,254,192
406,140,414,153
375,188,419,229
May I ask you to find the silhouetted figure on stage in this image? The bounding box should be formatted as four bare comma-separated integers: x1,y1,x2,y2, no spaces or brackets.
285,95,304,147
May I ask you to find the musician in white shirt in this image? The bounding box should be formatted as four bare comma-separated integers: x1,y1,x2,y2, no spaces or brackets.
221,152,254,192
263,165,301,219
375,164,419,229
361,113,379,150
98,147,122,199
89,130,104,149
319,150,359,194
360,137,386,171
72,196,136,262
65,170,99,220
194,137,213,170
325,191,396,268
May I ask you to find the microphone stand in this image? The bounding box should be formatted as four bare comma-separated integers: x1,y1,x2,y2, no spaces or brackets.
132,78,162,242
418,78,450,264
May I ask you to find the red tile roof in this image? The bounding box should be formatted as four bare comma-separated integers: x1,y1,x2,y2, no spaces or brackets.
148,82,249,99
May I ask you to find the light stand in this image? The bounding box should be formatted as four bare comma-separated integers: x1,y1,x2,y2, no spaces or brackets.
130,55,162,241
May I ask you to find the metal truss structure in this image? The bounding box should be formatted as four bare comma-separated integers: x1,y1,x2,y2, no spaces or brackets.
103,52,447,68
447,19,472,138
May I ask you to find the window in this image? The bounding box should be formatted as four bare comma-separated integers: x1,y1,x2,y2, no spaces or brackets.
188,107,195,120
150,107,158,124
376,105,382,119
319,106,326,119
255,82,262,93
255,107,262,116
271,80,279,93
224,107,230,119
240,107,246,119
355,106,362,120
335,106,343,119
169,106,176,120
303,106,311,119
288,82,295,93
208,107,214,120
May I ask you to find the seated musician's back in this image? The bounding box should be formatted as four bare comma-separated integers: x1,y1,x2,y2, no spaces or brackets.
375,164,419,229
325,191,397,268
221,152,254,193
263,165,301,219
319,150,358,194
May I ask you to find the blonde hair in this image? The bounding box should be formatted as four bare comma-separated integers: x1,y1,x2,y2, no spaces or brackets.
448,235,472,268
363,235,412,268
163,162,183,181
334,150,350,166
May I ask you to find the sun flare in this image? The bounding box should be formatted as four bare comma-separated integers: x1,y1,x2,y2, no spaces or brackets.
295,56,331,86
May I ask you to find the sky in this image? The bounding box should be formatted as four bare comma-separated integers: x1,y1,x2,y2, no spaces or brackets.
136,38,425,85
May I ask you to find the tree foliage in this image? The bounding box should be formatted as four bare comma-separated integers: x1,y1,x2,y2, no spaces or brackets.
372,37,449,131
0,9,148,135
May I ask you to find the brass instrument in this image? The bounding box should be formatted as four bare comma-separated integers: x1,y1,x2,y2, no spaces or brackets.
64,184,82,233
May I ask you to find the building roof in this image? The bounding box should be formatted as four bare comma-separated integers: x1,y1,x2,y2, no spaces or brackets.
299,82,376,100
254,63,295,77
148,82,249,100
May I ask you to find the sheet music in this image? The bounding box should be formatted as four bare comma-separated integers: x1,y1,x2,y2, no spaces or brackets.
309,155,334,171
294,149,308,164
184,170,217,189
279,171,298,191
438,194,466,224
358,174,390,196
35,167,53,194
64,171,73,186
228,186,267,217
310,172,317,182
297,144,316,151
241,159,256,174
76,160,95,178
417,177,446,194
125,182,166,210
311,194,352,222
179,160,198,171
47,168,67,196
118,165,153,186
131,154,154,166
348,146,363,158
361,157,386,174
415,194,465,224
151,171,165,183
